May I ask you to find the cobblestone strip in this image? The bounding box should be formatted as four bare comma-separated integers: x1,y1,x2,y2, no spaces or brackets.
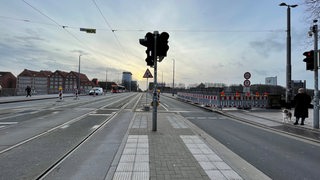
131,114,148,128
149,113,209,180
181,135,243,180
113,135,149,180
167,115,188,128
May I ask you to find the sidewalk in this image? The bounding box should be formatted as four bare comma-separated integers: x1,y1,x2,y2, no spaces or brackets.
107,112,270,180
0,94,75,104
221,108,315,129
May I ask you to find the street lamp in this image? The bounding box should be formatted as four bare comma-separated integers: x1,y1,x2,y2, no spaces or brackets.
78,55,82,94
279,2,298,107
172,59,175,96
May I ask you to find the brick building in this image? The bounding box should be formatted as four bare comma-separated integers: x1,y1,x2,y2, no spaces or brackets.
16,69,52,95
48,70,69,94
16,69,94,95
0,72,17,96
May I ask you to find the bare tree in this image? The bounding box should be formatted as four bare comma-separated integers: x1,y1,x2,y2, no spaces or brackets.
304,0,320,21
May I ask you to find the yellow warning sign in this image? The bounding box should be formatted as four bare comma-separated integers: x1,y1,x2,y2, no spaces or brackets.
143,68,153,78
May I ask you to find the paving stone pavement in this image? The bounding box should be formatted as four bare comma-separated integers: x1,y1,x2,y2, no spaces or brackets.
111,112,249,180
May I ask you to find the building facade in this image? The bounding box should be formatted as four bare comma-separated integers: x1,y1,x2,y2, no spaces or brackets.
265,76,277,86
122,71,132,91
65,71,79,93
17,69,52,95
16,69,94,95
0,72,17,96
49,70,68,94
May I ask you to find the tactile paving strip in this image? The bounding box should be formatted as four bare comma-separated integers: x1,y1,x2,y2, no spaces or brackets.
113,135,149,180
181,135,243,180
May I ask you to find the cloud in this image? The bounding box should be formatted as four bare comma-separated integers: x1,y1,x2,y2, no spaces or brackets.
249,35,285,58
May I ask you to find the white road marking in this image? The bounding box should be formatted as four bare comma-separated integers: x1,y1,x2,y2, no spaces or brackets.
60,124,70,129
91,125,100,130
181,135,243,180
0,122,18,125
160,103,169,111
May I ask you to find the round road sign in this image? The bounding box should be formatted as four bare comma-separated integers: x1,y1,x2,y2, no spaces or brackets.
244,72,251,79
244,79,251,87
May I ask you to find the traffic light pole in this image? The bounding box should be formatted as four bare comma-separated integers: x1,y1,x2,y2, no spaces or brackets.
313,21,319,129
152,31,159,131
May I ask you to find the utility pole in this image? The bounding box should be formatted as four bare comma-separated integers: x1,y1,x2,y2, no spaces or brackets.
78,55,82,94
279,2,298,106
286,5,292,106
152,31,159,131
312,20,319,129
172,59,175,96
139,31,169,132
106,67,108,93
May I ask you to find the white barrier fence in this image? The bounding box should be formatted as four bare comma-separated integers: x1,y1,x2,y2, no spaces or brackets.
177,92,268,109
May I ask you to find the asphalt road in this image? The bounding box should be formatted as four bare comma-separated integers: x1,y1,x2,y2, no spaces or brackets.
1,93,320,179
0,93,140,180
160,95,320,180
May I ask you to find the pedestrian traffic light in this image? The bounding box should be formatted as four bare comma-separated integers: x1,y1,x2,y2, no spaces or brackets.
140,32,155,67
157,32,169,61
303,50,314,71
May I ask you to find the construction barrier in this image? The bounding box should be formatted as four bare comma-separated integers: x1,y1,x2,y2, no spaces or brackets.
177,92,268,109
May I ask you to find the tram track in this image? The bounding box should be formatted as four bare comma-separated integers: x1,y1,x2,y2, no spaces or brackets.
0,93,138,154
35,93,142,180
0,93,142,179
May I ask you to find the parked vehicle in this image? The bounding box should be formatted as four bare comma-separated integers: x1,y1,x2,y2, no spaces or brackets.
111,84,125,93
89,87,103,95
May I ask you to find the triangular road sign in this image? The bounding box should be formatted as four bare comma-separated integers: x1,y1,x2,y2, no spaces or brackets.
143,68,153,78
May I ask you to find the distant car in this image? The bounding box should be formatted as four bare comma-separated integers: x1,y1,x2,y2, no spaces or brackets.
88,87,103,95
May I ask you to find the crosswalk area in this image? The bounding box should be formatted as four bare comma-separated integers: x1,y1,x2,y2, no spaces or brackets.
112,113,243,180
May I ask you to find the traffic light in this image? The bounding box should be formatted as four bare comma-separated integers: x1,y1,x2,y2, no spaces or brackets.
157,32,169,61
139,32,154,67
303,50,314,71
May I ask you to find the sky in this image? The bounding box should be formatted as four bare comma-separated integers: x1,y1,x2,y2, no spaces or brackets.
0,0,316,90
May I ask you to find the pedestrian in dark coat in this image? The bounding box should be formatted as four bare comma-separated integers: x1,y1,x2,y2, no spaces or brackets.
293,88,311,125
25,86,32,97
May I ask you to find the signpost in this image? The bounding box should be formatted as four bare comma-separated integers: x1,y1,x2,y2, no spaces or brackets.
143,69,153,111
139,31,169,131
243,72,251,94
243,72,251,108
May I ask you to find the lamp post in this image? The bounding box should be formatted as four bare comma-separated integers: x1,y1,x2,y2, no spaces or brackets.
279,2,298,107
78,55,82,94
172,59,175,96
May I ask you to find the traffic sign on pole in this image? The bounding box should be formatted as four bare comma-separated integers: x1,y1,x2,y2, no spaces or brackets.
143,68,153,78
244,72,251,79
244,79,251,87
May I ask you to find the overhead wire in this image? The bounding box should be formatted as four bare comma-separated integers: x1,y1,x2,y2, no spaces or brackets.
0,15,285,33
21,0,98,54
91,0,129,59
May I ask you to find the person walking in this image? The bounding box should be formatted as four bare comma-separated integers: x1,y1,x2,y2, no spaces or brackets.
25,86,32,97
293,88,311,125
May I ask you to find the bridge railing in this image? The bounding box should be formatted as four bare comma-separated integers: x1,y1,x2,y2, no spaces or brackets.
177,92,268,109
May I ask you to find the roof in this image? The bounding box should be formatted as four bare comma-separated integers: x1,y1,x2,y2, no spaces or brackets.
0,72,15,78
18,69,53,77
52,70,68,78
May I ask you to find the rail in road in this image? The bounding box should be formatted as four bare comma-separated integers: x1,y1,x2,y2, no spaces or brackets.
160,94,320,179
0,93,142,179
162,93,320,144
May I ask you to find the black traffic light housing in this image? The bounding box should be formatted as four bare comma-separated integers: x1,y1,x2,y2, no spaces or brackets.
139,32,155,67
303,50,315,71
139,31,169,67
157,32,169,61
